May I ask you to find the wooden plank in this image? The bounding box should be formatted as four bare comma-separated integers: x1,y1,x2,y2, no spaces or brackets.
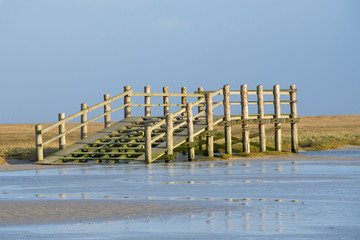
36,116,143,164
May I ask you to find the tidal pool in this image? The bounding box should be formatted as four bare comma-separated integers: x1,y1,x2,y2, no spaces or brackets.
1,150,360,239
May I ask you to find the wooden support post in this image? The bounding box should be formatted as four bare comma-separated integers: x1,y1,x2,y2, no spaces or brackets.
257,85,266,152
166,114,174,162
205,93,214,157
241,84,250,153
198,86,204,151
274,84,282,151
124,85,131,118
187,103,195,161
58,112,66,150
163,86,169,115
35,124,43,161
181,86,187,116
290,84,299,153
223,84,232,155
145,125,152,164
198,87,204,114
81,103,88,139
144,85,151,117
104,94,111,128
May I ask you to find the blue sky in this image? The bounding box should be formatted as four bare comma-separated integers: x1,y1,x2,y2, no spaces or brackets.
0,0,359,123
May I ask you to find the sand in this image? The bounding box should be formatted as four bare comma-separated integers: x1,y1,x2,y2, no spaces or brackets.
0,200,226,226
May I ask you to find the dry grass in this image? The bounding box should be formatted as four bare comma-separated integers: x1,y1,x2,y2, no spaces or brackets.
0,115,359,163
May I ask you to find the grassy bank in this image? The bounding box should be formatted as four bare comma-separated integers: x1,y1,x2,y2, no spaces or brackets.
0,115,359,163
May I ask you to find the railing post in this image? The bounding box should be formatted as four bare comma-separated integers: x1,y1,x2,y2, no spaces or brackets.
104,93,111,128
145,125,152,164
163,86,169,115
187,103,195,161
81,103,88,139
223,84,232,155
58,112,66,150
124,85,131,118
274,84,282,151
290,85,299,153
35,124,43,161
257,85,266,152
181,86,187,116
144,85,151,117
205,93,214,157
197,87,204,114
241,84,250,153
166,114,174,162
197,86,204,151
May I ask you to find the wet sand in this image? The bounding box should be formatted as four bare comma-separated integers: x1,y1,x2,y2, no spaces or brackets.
0,200,229,225
1,149,360,239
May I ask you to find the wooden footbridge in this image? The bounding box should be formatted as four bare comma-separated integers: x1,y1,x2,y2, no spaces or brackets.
35,84,300,165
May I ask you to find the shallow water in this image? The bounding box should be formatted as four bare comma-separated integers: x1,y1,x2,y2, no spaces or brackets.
1,149,360,239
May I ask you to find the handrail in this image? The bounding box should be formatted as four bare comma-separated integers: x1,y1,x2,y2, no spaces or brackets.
132,93,204,97
41,103,132,146
42,89,133,133
150,88,223,143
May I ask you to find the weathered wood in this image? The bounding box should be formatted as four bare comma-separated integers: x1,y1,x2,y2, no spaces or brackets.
144,85,151,117
274,84,282,151
42,103,132,146
181,87,187,116
197,88,205,151
124,85,131,118
58,113,66,150
145,125,152,164
104,94,111,128
42,89,132,134
257,85,266,152
81,103,88,139
166,114,174,161
241,84,250,153
132,93,203,97
206,93,214,157
187,103,195,160
145,126,152,164
223,84,232,155
163,86,169,115
290,84,299,153
35,124,43,161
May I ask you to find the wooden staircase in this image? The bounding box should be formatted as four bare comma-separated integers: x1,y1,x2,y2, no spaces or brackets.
35,84,300,165
37,115,223,164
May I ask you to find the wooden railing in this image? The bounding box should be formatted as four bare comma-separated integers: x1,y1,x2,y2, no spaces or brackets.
35,84,299,161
